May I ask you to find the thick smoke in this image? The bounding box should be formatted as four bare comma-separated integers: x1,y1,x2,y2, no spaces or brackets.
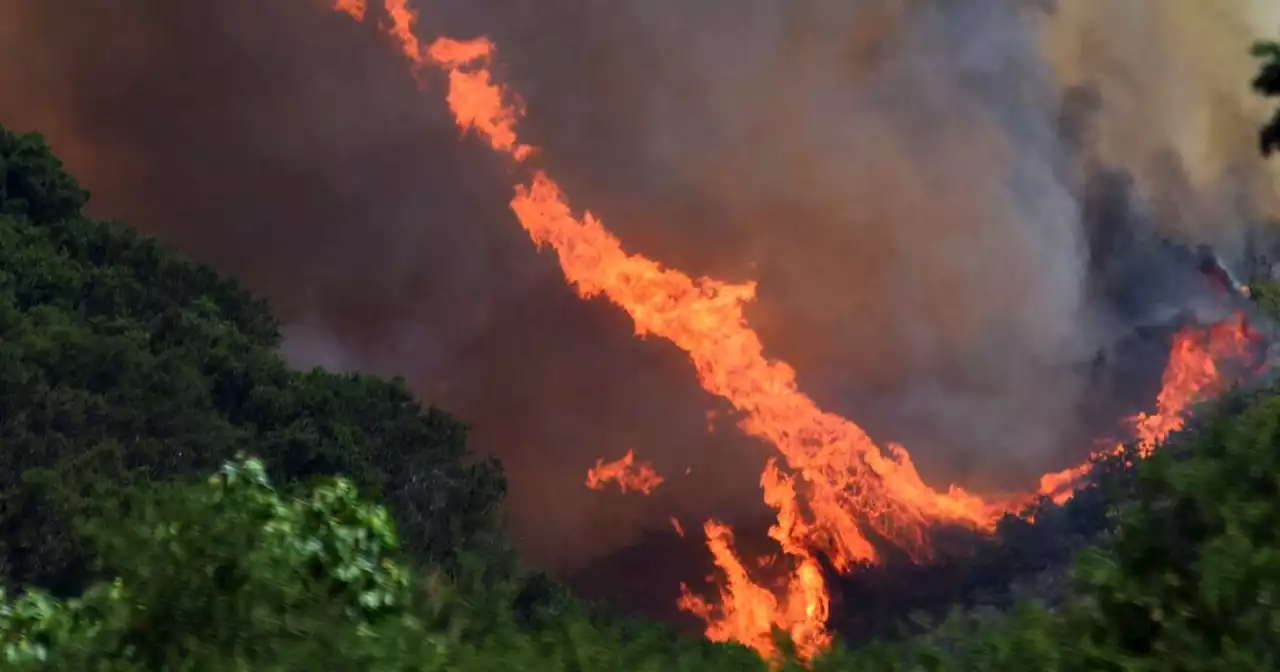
0,0,1277,577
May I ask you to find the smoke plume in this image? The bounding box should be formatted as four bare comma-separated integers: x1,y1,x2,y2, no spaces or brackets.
1,0,1277,576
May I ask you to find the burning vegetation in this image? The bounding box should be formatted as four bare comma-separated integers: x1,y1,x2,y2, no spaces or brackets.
586,449,665,494
5,0,1280,669
329,0,1275,661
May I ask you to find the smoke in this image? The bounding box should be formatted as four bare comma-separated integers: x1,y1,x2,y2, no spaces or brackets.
1,0,1277,576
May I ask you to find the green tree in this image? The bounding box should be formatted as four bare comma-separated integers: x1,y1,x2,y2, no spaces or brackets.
1064,390,1280,671
1,455,437,669
0,457,770,671
0,123,506,596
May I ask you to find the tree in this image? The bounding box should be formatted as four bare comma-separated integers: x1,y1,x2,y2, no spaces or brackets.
1065,390,1280,671
0,456,770,671
0,124,507,596
1,455,436,669
1252,40,1280,156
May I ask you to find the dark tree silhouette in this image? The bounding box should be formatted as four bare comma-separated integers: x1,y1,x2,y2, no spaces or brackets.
1252,40,1280,156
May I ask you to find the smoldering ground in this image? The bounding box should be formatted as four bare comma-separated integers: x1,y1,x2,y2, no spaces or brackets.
1,0,1278,582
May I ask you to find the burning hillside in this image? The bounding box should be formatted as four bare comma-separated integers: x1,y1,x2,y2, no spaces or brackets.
330,0,1273,660
4,0,1280,662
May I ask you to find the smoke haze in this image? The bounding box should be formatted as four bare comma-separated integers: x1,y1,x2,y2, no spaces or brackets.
1,0,1277,574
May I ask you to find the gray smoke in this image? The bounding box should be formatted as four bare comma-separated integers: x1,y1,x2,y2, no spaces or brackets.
0,0,1276,575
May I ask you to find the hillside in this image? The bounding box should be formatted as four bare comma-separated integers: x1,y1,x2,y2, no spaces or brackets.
2,39,1280,669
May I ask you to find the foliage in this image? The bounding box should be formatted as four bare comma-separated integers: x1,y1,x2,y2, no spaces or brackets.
1253,40,1280,156
10,390,1280,671
0,129,86,223
0,457,768,671
0,122,507,596
1247,279,1280,320
0,456,428,670
1063,390,1280,671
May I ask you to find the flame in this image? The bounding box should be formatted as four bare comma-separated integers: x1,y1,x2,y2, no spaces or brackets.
331,2,1267,660
1038,312,1260,503
671,517,686,538
382,0,423,62
333,0,365,21
373,3,532,159
509,171,1016,561
677,521,831,661
586,449,665,495
427,38,535,160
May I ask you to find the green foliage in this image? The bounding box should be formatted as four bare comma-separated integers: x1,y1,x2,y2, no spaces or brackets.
1248,280,1280,320
1253,40,1280,156
0,457,770,671
9,390,1280,671
0,127,87,223
4,392,1280,670
0,124,507,596
1063,391,1280,671
0,456,429,669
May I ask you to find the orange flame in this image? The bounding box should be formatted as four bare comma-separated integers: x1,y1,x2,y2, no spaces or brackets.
333,0,365,22
677,521,831,661
331,2,1268,660
383,0,423,62
372,1,532,158
427,39,535,160
586,449,665,495
1038,313,1259,503
509,171,1015,560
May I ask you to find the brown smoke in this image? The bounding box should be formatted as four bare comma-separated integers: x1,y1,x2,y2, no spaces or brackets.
0,0,1276,576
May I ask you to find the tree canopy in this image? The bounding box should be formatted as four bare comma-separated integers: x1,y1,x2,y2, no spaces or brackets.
0,124,507,597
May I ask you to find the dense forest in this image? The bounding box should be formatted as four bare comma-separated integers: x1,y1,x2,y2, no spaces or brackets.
2,39,1280,672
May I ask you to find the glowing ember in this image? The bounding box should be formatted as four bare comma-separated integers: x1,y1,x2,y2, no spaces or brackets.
586,449,665,495
330,2,1268,660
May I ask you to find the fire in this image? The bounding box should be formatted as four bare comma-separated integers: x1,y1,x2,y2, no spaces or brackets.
586,449,665,495
671,517,686,538
330,1,1267,661
1038,312,1260,503
428,38,536,160
1135,313,1259,451
508,171,1015,564
677,521,831,661
332,0,365,22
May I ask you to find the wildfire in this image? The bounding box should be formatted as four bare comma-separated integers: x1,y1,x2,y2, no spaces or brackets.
678,521,831,661
428,38,535,160
1038,312,1260,503
329,1,1267,661
332,0,365,22
586,449,665,495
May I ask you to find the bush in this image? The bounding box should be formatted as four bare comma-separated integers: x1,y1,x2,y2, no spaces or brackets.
0,456,770,671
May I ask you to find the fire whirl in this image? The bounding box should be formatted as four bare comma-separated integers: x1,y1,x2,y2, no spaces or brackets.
586,449,664,495
330,1,1266,661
